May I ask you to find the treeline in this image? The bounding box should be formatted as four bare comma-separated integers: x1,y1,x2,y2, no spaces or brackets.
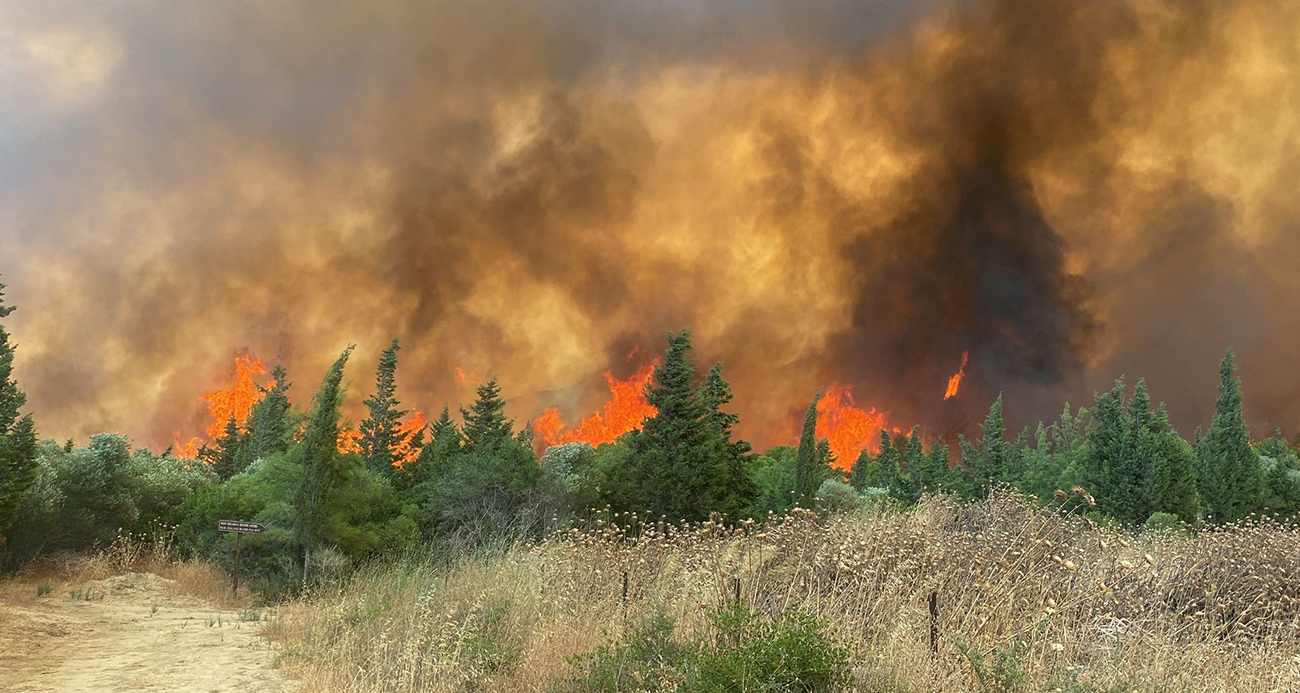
1,278,1299,591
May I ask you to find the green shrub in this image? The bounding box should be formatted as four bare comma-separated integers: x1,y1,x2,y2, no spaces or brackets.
816,479,862,515
1143,512,1186,535
561,602,854,693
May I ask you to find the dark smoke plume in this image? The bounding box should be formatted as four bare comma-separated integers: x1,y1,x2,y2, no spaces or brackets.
1,0,1298,450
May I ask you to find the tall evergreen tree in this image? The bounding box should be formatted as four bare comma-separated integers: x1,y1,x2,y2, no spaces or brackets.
0,277,37,541
245,359,293,460
625,330,716,520
212,415,248,480
414,406,463,482
292,345,354,584
700,362,757,518
890,426,924,504
360,339,406,474
960,394,1007,498
794,391,824,507
1082,380,1134,521
1197,349,1263,523
462,378,514,453
1145,405,1200,524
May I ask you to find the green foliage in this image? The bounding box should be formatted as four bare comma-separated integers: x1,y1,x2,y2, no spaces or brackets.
1197,349,1263,523
462,378,514,453
292,345,355,583
360,339,406,475
412,406,463,483
616,330,753,522
244,359,294,461
954,638,1029,693
1143,511,1186,535
961,394,1008,499
795,391,825,507
561,602,854,693
0,277,38,542
816,479,860,515
213,415,247,481
748,447,798,517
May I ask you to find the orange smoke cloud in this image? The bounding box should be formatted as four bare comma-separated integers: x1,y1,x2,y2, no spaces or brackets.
533,363,657,451
944,351,969,401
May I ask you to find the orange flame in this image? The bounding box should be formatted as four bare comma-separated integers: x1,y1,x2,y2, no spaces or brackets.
174,354,269,458
393,410,429,467
455,366,467,388
534,363,657,451
816,385,889,471
944,351,970,400
337,427,362,455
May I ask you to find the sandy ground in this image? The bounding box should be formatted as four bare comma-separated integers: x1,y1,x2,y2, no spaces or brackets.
0,573,291,693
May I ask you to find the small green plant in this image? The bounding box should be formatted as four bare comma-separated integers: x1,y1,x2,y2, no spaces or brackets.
240,607,262,622
206,615,223,628
458,601,522,677
35,582,52,597
149,603,160,617
954,638,1029,693
561,602,855,693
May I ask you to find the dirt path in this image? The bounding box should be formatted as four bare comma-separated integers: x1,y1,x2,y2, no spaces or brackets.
0,573,291,693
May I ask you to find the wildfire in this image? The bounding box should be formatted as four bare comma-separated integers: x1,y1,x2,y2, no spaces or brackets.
816,385,889,471
455,366,467,387
174,354,269,458
944,351,970,400
337,427,362,455
533,363,657,451
392,410,429,467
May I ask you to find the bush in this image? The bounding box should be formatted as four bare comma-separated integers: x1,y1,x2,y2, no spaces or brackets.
816,479,861,515
561,602,854,693
1143,511,1186,535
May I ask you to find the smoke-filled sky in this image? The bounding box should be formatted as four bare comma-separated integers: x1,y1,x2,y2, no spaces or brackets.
1,0,1298,451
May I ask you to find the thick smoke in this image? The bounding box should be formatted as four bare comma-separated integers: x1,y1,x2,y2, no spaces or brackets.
1,0,1298,450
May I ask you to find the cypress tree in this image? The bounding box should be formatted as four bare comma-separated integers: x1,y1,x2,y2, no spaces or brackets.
462,378,513,453
0,277,37,541
415,406,463,482
700,362,757,519
794,391,824,507
360,339,406,474
213,415,248,480
1146,405,1200,523
1197,349,1263,523
876,430,900,494
627,330,715,521
891,426,924,504
1082,380,1132,521
293,345,354,585
961,394,1007,498
245,360,293,460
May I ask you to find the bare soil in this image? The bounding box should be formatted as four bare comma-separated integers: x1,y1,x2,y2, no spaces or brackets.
0,572,290,692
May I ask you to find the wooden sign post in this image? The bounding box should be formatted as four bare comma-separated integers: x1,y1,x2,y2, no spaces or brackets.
218,520,267,595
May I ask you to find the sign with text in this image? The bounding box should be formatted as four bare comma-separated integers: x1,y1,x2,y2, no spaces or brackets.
217,519,266,534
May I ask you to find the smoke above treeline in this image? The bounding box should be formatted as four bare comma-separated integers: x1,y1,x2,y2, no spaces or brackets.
1,0,1298,451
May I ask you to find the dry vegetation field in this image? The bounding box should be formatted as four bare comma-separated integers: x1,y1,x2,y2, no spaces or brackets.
265,492,1300,692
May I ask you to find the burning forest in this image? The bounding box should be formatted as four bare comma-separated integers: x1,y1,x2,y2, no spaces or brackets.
3,2,1300,691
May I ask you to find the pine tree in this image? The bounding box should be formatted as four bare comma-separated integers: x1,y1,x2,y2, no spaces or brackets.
794,391,824,507
890,426,924,504
1146,405,1200,523
626,330,716,520
245,360,293,460
360,339,406,474
292,345,354,585
1082,380,1133,521
0,277,37,540
462,378,513,453
1197,349,1263,523
415,406,463,482
700,362,757,518
849,449,879,490
1258,429,1300,519
876,430,900,493
961,394,1007,498
212,415,248,480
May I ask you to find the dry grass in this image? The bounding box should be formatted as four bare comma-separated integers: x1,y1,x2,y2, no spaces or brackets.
0,525,252,608
263,492,1300,691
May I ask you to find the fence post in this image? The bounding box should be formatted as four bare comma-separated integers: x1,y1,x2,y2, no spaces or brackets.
928,591,939,657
